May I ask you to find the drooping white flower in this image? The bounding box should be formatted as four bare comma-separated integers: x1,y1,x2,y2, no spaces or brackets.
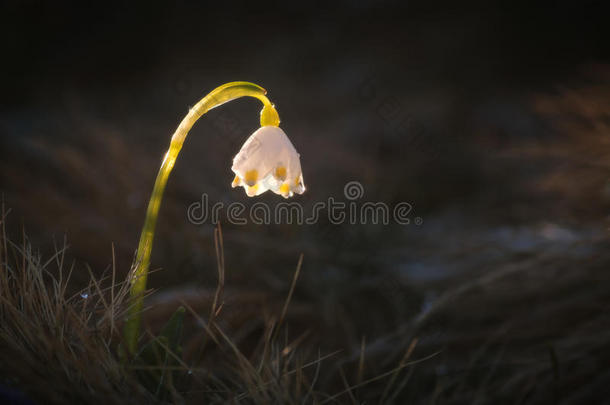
231,126,305,198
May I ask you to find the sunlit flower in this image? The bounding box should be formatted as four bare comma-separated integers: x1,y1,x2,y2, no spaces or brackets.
231,126,305,198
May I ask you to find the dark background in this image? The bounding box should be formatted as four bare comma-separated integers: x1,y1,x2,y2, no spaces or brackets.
2,1,610,402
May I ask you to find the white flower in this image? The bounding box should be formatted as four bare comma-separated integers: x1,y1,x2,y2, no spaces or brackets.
231,126,305,198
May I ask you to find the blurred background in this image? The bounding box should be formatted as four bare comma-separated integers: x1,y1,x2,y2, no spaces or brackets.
2,1,610,402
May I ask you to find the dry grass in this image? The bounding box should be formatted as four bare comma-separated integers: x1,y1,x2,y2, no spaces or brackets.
2,194,609,403
397,243,610,403
0,205,423,404
0,203,154,404
2,209,610,404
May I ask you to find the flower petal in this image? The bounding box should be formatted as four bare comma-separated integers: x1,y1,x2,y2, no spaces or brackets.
231,126,304,198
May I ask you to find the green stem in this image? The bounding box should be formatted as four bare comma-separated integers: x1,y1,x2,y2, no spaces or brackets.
124,81,279,355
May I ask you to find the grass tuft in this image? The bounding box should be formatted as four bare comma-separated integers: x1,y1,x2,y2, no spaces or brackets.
0,203,154,404
0,205,419,404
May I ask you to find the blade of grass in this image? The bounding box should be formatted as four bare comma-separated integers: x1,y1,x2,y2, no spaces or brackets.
321,351,440,404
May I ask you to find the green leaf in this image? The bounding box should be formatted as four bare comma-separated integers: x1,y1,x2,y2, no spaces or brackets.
133,306,186,400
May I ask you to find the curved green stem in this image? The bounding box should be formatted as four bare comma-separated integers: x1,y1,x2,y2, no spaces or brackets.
124,81,280,355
